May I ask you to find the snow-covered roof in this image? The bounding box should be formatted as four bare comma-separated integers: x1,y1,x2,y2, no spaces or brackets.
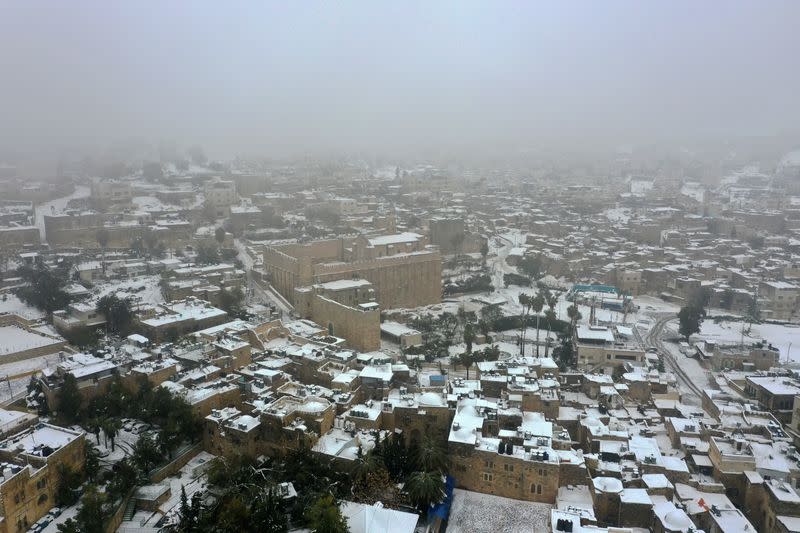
340,501,418,533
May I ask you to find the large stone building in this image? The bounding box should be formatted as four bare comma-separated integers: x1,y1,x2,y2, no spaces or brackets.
90,178,132,208
0,424,86,533
293,279,380,352
263,234,441,310
760,281,799,322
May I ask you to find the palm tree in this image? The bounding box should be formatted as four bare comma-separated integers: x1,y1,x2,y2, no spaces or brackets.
352,451,382,485
405,470,445,511
458,352,475,380
463,322,476,353
567,304,582,330
102,417,121,451
531,293,545,356
96,228,109,273
413,436,448,473
518,293,532,355
544,309,557,357
546,291,558,319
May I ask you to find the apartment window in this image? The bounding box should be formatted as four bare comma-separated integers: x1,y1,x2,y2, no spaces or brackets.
504,464,514,472
537,484,543,495
484,460,494,469
483,473,493,482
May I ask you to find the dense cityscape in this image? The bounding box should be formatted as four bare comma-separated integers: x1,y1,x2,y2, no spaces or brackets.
0,147,797,532
3,2,800,532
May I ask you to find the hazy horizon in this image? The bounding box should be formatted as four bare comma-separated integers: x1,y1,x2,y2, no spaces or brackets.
2,1,800,160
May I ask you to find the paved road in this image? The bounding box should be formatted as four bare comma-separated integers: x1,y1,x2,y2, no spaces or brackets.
643,315,704,402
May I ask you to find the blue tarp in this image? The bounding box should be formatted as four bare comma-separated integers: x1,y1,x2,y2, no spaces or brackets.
428,475,455,521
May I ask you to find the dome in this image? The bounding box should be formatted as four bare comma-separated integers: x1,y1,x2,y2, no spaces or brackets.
419,392,445,407
593,477,623,493
664,510,692,530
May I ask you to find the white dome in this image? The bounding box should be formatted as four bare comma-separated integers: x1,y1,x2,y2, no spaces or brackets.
419,392,445,406
664,510,692,530
593,477,623,493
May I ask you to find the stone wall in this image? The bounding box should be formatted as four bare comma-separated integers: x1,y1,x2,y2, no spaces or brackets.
314,252,442,309
310,295,380,352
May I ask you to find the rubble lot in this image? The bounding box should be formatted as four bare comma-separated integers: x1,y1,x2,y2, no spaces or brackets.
447,489,551,533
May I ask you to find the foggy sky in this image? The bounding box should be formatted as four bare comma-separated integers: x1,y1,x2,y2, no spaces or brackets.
1,1,799,159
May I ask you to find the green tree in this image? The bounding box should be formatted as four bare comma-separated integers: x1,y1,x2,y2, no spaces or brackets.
457,352,475,379
14,263,71,315
518,293,532,355
378,437,410,481
178,486,197,532
566,304,581,330
462,321,476,353
55,463,82,506
531,293,545,356
215,227,226,246
74,485,107,533
519,255,543,280
405,470,445,511
305,493,348,533
413,435,448,473
218,287,245,317
132,434,161,475
196,244,220,265
438,312,459,347
96,293,135,336
678,305,705,341
102,417,122,451
96,227,109,273
85,446,101,483
57,374,82,424
250,489,288,533
107,458,138,500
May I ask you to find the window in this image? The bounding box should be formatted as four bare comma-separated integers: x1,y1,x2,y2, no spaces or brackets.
537,484,542,495
504,464,514,472
606,354,612,360
484,460,494,469
483,473,493,482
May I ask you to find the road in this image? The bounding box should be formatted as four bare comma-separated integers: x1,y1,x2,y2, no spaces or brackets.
643,315,704,403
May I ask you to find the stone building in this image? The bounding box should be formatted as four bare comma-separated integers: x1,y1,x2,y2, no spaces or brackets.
293,279,380,352
760,281,800,322
90,178,132,208
263,234,442,310
447,397,580,504
203,179,237,217
0,226,39,250
0,424,85,533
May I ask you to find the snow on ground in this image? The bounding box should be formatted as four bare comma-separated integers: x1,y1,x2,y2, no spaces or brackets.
40,503,80,533
0,293,46,322
0,377,30,404
35,185,89,240
93,275,164,307
694,320,800,361
659,334,713,392
0,325,62,355
447,489,551,533
604,207,632,225
0,352,62,378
